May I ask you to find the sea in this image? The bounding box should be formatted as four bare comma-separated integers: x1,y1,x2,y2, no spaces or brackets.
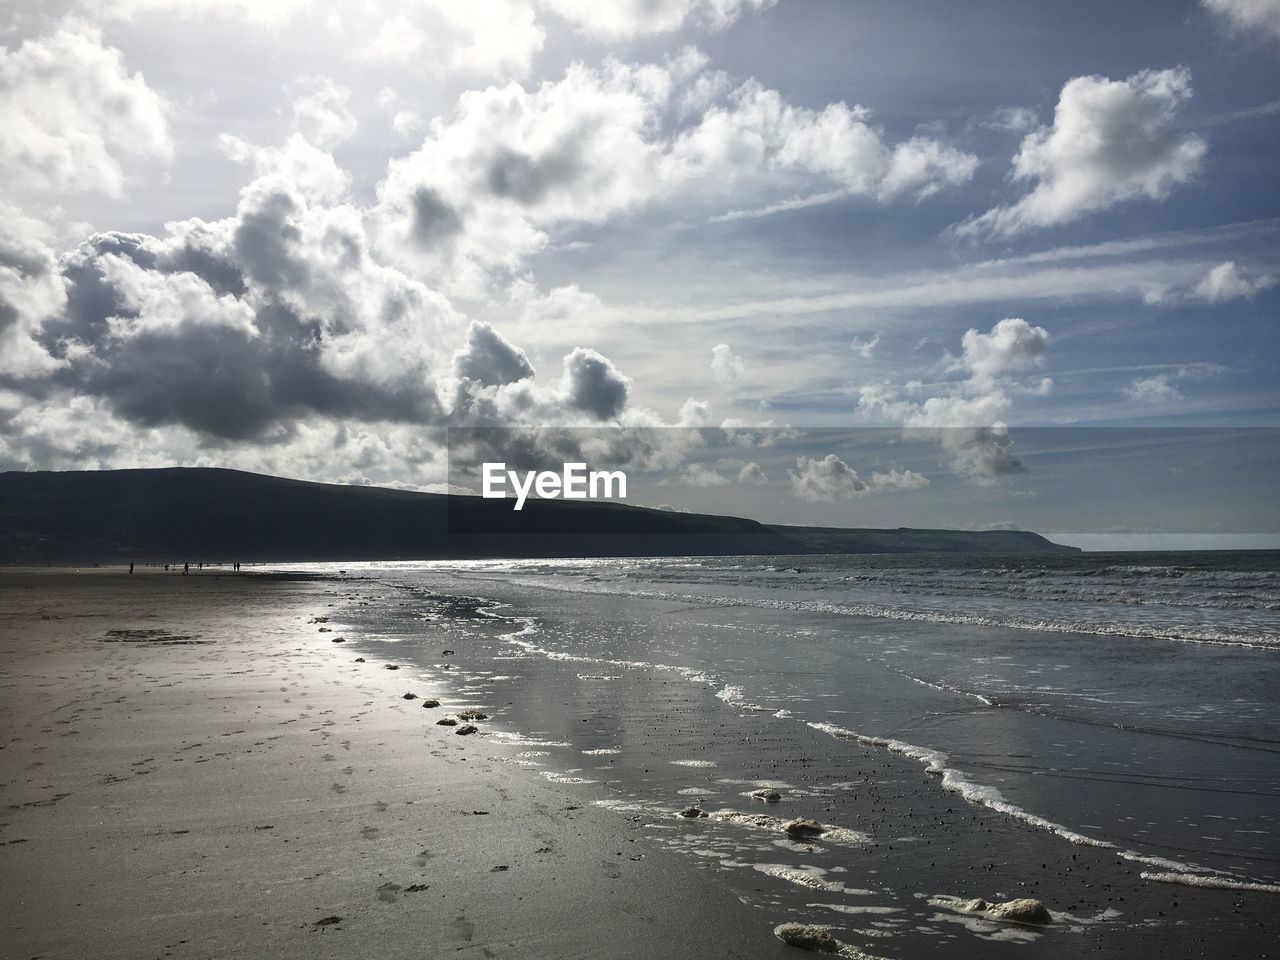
272,551,1280,957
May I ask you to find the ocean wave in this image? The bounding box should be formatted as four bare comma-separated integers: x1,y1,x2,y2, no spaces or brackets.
807,720,1280,895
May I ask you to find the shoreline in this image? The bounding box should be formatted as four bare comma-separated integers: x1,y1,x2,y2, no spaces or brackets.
0,570,792,960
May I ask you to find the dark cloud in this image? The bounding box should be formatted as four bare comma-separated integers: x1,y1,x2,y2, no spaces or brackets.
232,188,311,290
453,320,535,387
17,222,446,441
410,186,464,248
941,426,1026,479
484,137,587,205
562,347,629,420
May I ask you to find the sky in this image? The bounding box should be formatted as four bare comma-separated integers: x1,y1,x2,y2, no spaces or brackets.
1,0,1277,542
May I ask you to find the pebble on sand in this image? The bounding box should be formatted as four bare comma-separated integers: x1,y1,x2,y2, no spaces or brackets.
436,717,458,726
456,724,478,735
442,649,455,655
421,699,441,708
678,805,709,819
457,710,488,721
354,657,365,662
750,787,781,802
782,817,826,839
961,898,1053,924
773,922,840,953
385,665,400,670
331,637,345,643
402,692,419,700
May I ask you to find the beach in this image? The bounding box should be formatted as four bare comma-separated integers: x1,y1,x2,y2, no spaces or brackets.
0,570,792,960
3,559,1277,960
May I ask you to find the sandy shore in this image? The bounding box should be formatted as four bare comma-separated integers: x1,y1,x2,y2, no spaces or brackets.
0,570,791,960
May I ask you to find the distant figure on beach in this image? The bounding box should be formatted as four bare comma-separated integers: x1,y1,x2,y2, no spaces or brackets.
183,562,189,575
164,563,169,572
129,562,134,575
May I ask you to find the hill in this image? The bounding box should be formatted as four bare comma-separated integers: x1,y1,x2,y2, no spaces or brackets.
0,467,1078,562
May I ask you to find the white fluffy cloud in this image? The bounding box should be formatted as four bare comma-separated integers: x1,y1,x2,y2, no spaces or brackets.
961,68,1205,237
1202,0,1280,39
0,26,170,198
681,462,731,486
422,0,546,77
869,468,929,490
1192,261,1277,302
710,342,745,383
96,0,313,26
665,80,977,201
789,456,924,501
544,0,773,38
790,453,866,501
0,205,68,379
1125,374,1182,404
376,55,977,291
291,76,356,149
859,318,1051,481
958,316,1050,382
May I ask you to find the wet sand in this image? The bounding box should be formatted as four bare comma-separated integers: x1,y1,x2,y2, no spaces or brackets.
0,570,791,960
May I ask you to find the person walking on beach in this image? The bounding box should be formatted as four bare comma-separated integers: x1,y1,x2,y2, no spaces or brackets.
129,562,134,575
183,562,189,575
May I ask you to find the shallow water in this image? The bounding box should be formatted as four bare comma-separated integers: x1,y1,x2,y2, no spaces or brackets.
276,551,1280,957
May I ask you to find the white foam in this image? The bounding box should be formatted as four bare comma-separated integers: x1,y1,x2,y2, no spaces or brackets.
808,721,1109,848
670,759,718,767
1140,872,1280,894
808,720,1280,894
808,903,902,916
707,809,869,844
715,684,770,712
754,864,848,892
582,748,621,755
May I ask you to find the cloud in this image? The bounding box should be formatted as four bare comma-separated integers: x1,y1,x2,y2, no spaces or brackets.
0,25,170,198
665,81,978,202
737,460,767,483
960,68,1205,237
1125,374,1182,404
0,205,68,379
560,347,630,419
858,318,1051,482
1202,0,1280,39
958,316,1049,382
710,342,745,383
375,55,976,291
869,468,929,490
1192,260,1277,302
422,0,546,77
356,16,428,65
5,133,461,441
849,334,879,358
790,453,866,501
985,106,1040,133
681,463,731,486
97,0,312,26
543,0,774,38
291,76,356,149
453,320,535,389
